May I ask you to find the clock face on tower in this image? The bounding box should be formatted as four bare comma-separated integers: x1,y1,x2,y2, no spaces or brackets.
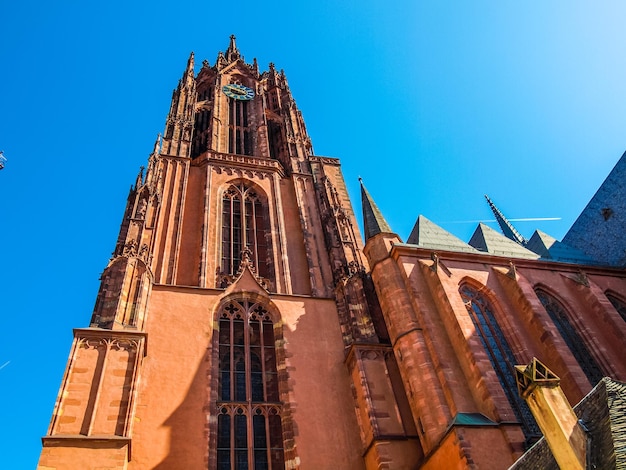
222,83,255,101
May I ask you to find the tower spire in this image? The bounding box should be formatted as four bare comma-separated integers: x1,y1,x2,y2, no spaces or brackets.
186,51,195,73
226,34,241,62
360,178,393,242
485,195,526,245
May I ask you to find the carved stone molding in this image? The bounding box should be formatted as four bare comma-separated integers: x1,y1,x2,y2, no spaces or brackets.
194,151,285,176
74,328,148,357
309,155,340,166
212,165,272,180
344,344,393,369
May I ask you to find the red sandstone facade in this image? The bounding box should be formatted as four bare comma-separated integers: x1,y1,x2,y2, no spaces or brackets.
39,38,626,469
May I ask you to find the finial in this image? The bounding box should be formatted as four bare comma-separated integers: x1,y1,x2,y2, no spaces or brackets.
153,133,162,155
186,51,195,71
135,166,145,188
216,51,226,70
226,35,240,61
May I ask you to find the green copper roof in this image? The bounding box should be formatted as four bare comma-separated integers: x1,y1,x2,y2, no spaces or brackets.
360,179,393,241
452,412,496,426
407,215,478,253
469,223,540,259
526,230,596,264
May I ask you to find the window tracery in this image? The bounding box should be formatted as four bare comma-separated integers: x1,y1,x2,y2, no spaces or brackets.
216,299,284,470
228,96,251,155
460,284,539,441
535,288,603,385
220,182,271,287
605,291,626,322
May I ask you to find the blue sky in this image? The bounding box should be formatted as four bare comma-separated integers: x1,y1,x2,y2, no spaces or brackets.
2,1,626,467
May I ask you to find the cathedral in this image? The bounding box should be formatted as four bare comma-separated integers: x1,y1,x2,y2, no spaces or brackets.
38,37,626,469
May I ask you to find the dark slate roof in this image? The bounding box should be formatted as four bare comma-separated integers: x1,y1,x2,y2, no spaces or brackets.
525,230,597,264
563,151,626,266
407,215,479,253
468,223,540,259
360,180,393,241
510,377,626,470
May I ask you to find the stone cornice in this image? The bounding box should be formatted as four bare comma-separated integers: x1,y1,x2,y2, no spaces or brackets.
389,242,626,276
309,155,341,166
193,151,285,177
41,435,132,460
73,328,148,355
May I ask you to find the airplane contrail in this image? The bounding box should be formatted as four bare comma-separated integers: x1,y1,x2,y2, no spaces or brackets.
441,217,561,224
0,361,10,371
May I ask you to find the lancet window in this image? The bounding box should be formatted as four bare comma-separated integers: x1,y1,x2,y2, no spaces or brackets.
605,292,626,322
460,284,539,441
535,289,603,385
228,98,251,155
216,299,284,470
220,182,271,284
191,87,213,158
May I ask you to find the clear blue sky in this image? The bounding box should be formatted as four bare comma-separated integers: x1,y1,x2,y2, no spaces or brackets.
2,1,626,467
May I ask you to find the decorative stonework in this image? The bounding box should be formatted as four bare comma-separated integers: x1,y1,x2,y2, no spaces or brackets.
309,155,340,165
212,165,273,180
198,150,285,176
216,247,272,291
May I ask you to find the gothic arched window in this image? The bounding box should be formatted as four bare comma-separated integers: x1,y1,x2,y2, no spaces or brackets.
605,292,626,323
535,289,603,385
217,299,284,470
191,87,213,159
221,182,271,284
460,284,539,441
228,96,251,156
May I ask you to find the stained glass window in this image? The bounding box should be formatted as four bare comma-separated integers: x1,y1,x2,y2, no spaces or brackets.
460,284,539,442
606,292,626,323
221,182,270,282
217,300,284,470
535,289,603,385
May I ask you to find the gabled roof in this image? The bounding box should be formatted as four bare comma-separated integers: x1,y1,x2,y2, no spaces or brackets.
525,230,596,264
407,215,478,253
510,377,626,470
469,223,540,259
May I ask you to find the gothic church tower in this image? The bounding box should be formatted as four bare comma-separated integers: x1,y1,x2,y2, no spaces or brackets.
38,37,418,469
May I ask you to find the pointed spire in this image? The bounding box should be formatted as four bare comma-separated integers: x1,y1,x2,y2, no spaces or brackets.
185,51,195,77
485,195,526,245
360,178,393,241
216,51,226,69
135,166,145,189
152,133,161,155
226,34,241,62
